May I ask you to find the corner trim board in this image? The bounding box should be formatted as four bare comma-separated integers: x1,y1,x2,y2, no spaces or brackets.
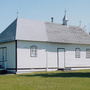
15,40,17,72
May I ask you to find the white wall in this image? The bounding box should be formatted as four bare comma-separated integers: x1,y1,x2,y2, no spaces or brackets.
0,40,89,74
17,40,90,72
46,43,90,68
65,44,90,67
0,41,16,69
17,41,47,69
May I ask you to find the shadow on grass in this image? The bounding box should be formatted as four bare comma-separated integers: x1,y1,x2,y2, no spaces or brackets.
19,72,90,78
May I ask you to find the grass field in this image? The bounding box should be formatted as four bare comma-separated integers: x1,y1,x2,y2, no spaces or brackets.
0,69,90,90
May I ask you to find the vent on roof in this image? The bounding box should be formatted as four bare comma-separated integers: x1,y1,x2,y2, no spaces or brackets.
51,17,54,23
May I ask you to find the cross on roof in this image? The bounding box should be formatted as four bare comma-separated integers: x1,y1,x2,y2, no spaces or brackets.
64,9,67,15
17,11,19,18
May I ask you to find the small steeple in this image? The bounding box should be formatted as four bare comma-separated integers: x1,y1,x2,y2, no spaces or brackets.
62,10,68,26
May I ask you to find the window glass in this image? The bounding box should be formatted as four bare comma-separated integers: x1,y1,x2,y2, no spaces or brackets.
30,45,37,57
75,48,80,58
86,49,90,58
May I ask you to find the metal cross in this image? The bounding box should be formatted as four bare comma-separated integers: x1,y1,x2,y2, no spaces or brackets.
65,9,67,15
17,11,19,18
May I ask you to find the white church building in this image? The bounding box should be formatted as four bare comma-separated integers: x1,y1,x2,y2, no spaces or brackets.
0,14,90,74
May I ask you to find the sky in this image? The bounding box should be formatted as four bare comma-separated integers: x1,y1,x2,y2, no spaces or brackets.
0,0,90,33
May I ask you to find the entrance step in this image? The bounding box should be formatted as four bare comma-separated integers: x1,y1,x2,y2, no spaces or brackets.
58,68,71,71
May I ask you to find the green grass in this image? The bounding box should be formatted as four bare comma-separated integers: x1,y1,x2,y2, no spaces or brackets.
0,69,90,90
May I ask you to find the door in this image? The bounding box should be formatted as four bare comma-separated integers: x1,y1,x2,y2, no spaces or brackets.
0,47,7,69
58,48,65,68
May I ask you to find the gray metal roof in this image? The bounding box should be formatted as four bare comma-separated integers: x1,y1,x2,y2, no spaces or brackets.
0,19,17,43
45,22,90,44
0,18,90,45
16,18,48,41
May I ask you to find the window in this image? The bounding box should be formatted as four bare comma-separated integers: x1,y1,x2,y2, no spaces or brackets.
75,48,80,58
30,45,37,57
86,49,90,58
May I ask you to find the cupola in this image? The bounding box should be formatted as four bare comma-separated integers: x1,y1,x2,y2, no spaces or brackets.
62,10,68,26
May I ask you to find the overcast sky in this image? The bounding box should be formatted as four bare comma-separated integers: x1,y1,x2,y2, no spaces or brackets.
0,0,90,32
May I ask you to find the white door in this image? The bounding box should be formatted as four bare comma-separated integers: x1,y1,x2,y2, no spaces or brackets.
58,48,65,68
0,48,7,69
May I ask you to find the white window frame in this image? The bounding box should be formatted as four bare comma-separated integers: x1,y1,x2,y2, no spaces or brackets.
75,48,80,58
30,45,37,57
86,49,90,58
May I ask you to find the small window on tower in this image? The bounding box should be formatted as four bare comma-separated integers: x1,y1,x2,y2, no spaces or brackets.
30,45,37,57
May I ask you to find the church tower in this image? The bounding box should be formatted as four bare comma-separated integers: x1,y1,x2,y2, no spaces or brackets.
63,10,68,26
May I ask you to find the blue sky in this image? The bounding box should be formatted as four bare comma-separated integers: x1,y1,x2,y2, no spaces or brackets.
0,0,90,32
